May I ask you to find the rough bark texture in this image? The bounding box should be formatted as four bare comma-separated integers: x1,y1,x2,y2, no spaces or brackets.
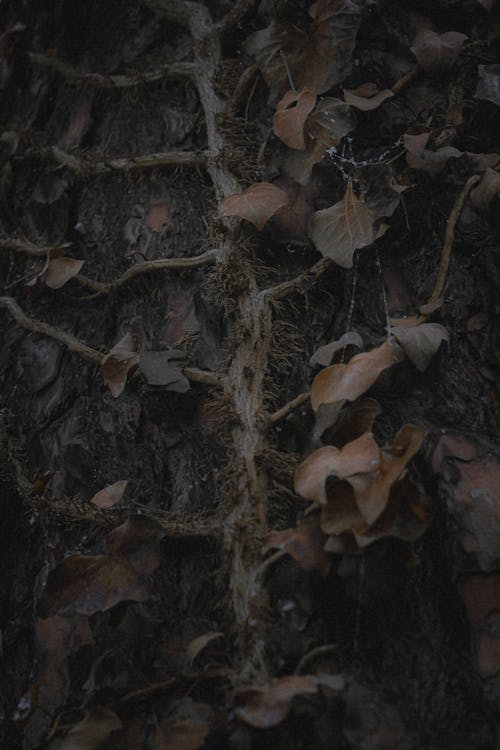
1,1,499,749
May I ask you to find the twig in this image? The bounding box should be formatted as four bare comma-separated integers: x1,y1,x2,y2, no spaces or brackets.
22,146,208,175
0,296,223,387
0,237,71,257
217,0,258,36
0,296,103,365
232,63,258,109
391,68,419,95
28,52,196,88
294,644,338,675
77,248,220,299
261,258,332,301
267,391,310,425
428,174,481,305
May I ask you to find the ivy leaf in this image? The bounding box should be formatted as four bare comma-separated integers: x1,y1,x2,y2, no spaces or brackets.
139,350,190,391
90,479,128,508
309,181,375,268
392,323,449,371
264,516,331,575
310,331,363,367
273,88,316,151
343,82,394,111
220,183,288,230
101,333,140,398
411,30,467,75
234,676,319,729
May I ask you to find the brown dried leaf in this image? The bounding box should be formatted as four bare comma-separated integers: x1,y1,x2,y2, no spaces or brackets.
343,82,394,111
37,554,150,617
274,88,316,151
310,342,396,412
328,398,382,447
309,181,375,268
145,200,171,232
392,322,449,371
270,176,315,243
220,183,288,230
295,433,381,505
265,516,331,575
106,515,165,575
307,98,356,150
101,333,140,398
234,675,318,729
139,350,190,391
411,30,467,74
470,168,500,209
48,707,122,750
186,632,223,663
321,478,366,535
310,331,363,367
155,719,209,750
91,479,128,508
44,256,84,289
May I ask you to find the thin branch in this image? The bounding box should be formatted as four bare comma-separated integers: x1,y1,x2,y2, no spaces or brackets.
23,146,208,175
391,67,419,95
231,63,258,109
0,296,223,387
261,258,332,301
267,391,310,425
0,296,103,365
217,0,259,36
77,248,220,299
0,236,71,257
28,52,196,88
429,174,481,305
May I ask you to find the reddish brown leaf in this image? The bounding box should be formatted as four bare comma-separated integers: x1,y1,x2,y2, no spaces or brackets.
321,478,366,536
309,181,375,268
101,333,140,398
327,398,382,448
220,183,288,230
145,200,171,233
106,515,165,575
44,256,84,289
91,479,128,508
343,83,394,111
295,433,380,505
234,675,318,728
310,342,397,413
274,88,316,151
411,30,467,74
265,515,331,575
270,176,315,242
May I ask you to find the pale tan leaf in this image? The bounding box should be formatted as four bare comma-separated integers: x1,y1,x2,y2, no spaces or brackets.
234,675,318,729
274,88,316,151
48,707,122,750
309,181,375,268
295,433,380,505
90,479,128,508
186,632,223,663
155,719,208,750
145,200,171,232
343,83,394,111
101,333,140,398
220,183,288,230
44,257,84,289
392,323,449,371
310,342,396,412
470,168,500,209
411,30,467,74
310,331,363,367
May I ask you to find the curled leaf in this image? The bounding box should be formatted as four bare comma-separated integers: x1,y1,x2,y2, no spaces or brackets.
101,333,140,398
343,83,394,111
474,64,500,106
274,88,316,151
307,97,356,149
44,256,85,289
311,342,396,413
470,168,500,209
48,707,122,750
310,331,363,367
392,322,449,371
309,181,374,268
220,183,288,230
264,516,331,575
90,479,128,508
234,675,319,729
186,632,223,663
411,30,467,75
140,350,190,391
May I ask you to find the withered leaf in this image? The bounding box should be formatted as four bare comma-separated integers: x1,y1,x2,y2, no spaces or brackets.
234,675,318,729
411,30,467,74
309,181,375,268
310,342,396,413
106,515,165,575
270,177,315,242
321,478,365,536
155,719,209,750
37,554,150,617
48,707,122,750
343,83,394,111
295,433,380,505
327,398,382,448
307,98,356,150
220,183,288,230
91,479,128,508
44,256,84,289
274,88,316,151
310,331,363,367
186,632,223,663
392,322,449,371
264,515,331,575
101,333,140,398
145,200,171,233
475,64,500,106
139,350,190,391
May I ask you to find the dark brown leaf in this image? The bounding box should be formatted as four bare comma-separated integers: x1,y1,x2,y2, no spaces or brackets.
274,88,316,151
101,333,140,398
265,516,331,575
